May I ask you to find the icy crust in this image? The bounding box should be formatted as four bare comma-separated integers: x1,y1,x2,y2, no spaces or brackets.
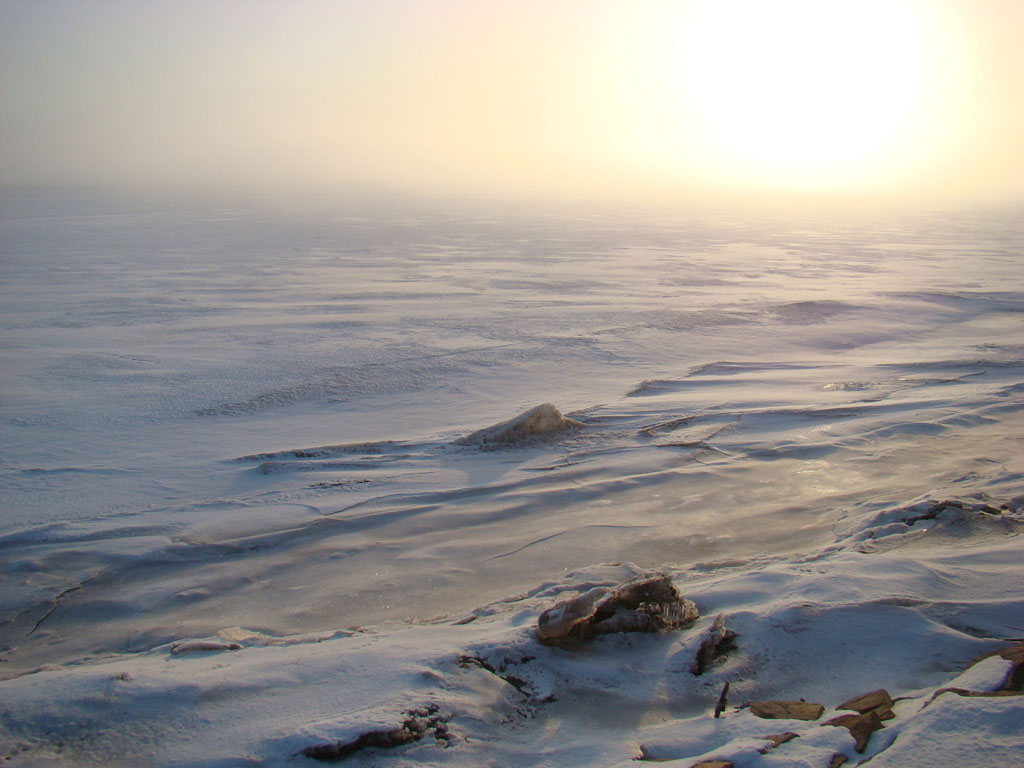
1,498,1022,766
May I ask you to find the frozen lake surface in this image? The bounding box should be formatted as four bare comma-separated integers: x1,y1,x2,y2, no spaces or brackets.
1,190,1022,766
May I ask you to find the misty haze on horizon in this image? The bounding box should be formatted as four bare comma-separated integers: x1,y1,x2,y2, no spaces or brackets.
2,0,1024,210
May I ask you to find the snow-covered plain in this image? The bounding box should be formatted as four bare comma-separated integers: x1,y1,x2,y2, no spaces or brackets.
1,189,1022,766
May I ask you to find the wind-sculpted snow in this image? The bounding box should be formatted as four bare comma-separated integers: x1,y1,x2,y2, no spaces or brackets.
1,502,1022,766
2,350,1022,682
1,194,1023,765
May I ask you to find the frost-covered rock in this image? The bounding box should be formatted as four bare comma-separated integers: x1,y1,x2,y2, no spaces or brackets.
535,575,697,646
691,614,738,675
455,403,583,447
535,586,610,644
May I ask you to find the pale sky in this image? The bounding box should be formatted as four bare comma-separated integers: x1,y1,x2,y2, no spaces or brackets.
2,0,1022,206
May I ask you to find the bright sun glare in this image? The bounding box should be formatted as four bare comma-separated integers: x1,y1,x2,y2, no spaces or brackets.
675,0,933,191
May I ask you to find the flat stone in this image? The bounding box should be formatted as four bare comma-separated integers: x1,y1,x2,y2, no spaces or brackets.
828,755,848,768
758,732,799,753
749,700,824,721
690,762,733,768
837,688,895,719
824,710,884,753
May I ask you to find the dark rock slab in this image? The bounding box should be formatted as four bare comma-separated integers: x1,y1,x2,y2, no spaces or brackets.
749,700,824,721
827,755,848,768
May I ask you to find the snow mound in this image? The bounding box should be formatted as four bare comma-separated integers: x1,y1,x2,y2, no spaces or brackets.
455,404,582,447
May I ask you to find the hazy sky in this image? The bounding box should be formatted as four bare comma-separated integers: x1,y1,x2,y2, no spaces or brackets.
2,0,1022,206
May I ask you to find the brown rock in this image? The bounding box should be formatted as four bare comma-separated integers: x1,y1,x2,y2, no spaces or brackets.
837,688,895,720
758,732,799,753
824,710,884,753
828,755,848,768
749,700,825,721
691,762,733,768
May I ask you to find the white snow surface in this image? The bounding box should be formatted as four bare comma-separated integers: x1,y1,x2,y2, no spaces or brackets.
1,190,1023,765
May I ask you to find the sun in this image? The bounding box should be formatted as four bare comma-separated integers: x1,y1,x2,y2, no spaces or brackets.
673,0,932,191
